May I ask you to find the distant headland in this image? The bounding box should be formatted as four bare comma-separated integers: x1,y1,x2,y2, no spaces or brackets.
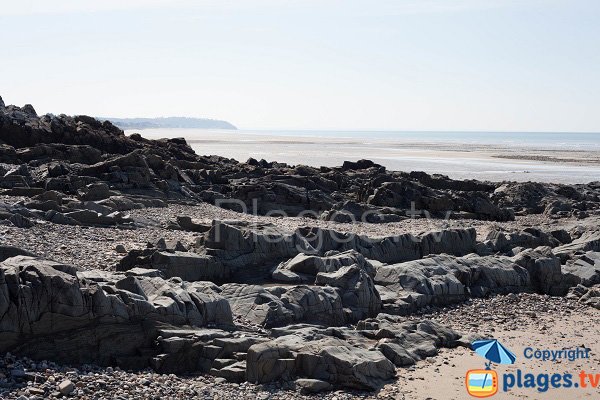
102,116,237,130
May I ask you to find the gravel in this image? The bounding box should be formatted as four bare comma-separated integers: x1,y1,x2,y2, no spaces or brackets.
1,196,597,399
0,197,580,272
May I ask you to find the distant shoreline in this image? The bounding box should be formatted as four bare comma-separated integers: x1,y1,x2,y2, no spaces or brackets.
131,128,600,184
102,116,237,130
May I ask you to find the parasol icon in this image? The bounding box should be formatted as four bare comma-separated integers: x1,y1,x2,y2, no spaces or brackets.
471,339,516,366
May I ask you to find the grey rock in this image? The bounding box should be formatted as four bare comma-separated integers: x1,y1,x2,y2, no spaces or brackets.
374,254,530,313
150,251,226,281
554,231,600,262
315,265,381,322
295,378,333,394
176,216,211,232
58,379,74,395
79,182,111,201
563,252,600,286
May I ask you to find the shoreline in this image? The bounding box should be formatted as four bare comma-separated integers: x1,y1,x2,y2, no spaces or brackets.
1,101,599,399
129,129,600,183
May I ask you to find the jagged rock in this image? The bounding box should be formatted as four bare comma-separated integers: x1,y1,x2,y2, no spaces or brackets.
207,221,476,272
550,229,572,245
79,182,111,201
273,250,374,283
0,255,233,365
0,246,36,262
246,339,299,383
486,227,561,253
2,96,600,224
71,209,126,224
298,226,477,264
563,252,600,286
554,231,600,262
247,334,395,390
307,344,395,390
568,284,600,309
0,209,35,228
579,286,600,309
125,267,165,278
150,251,226,281
295,378,333,394
493,182,552,213
155,238,187,252
511,247,576,295
205,221,300,273
315,265,381,321
220,284,346,327
367,180,513,221
321,201,404,224
369,319,462,366
374,254,530,314
175,216,211,232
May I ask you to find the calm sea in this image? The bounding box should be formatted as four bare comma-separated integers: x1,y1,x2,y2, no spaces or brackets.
130,129,600,183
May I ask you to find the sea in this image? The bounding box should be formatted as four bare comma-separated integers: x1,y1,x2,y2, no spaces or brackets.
129,129,600,184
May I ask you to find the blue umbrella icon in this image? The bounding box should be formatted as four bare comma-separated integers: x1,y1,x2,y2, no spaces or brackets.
472,339,516,368
471,339,516,390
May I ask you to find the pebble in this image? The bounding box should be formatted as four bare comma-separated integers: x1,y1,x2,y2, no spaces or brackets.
58,379,74,395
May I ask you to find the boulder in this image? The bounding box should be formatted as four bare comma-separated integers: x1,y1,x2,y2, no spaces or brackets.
511,247,575,295
315,265,381,321
374,254,531,313
175,216,211,232
0,255,233,364
150,251,227,282
486,227,561,253
554,231,600,262
273,250,374,283
295,378,333,394
306,344,395,390
563,252,600,286
79,182,111,201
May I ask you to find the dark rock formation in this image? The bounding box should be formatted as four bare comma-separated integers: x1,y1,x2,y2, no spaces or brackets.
3,97,600,226
2,96,600,393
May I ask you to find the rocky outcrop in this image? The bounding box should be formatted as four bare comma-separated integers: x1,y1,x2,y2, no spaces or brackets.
367,180,514,221
117,220,477,283
554,231,600,262
493,181,600,218
563,252,600,286
0,255,233,364
3,96,600,395
0,250,474,391
245,319,465,390
374,254,529,314
567,284,600,309
0,97,536,223
3,97,600,226
373,248,582,314
484,227,563,253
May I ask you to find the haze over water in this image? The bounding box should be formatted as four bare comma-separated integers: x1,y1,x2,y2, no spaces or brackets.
132,129,600,184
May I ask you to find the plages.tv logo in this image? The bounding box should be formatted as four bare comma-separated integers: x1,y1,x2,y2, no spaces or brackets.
466,339,516,398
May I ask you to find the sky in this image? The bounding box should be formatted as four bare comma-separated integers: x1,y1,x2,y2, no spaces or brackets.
1,0,599,131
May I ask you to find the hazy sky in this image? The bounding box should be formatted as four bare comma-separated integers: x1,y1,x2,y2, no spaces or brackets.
1,0,599,131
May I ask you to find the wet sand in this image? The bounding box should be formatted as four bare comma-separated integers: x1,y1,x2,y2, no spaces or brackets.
131,129,600,184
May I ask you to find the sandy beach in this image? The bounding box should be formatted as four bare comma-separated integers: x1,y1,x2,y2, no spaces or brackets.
1,99,600,400
131,129,600,184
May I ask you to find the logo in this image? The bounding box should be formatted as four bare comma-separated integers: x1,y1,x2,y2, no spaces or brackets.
466,369,499,398
465,340,597,396
466,339,516,398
